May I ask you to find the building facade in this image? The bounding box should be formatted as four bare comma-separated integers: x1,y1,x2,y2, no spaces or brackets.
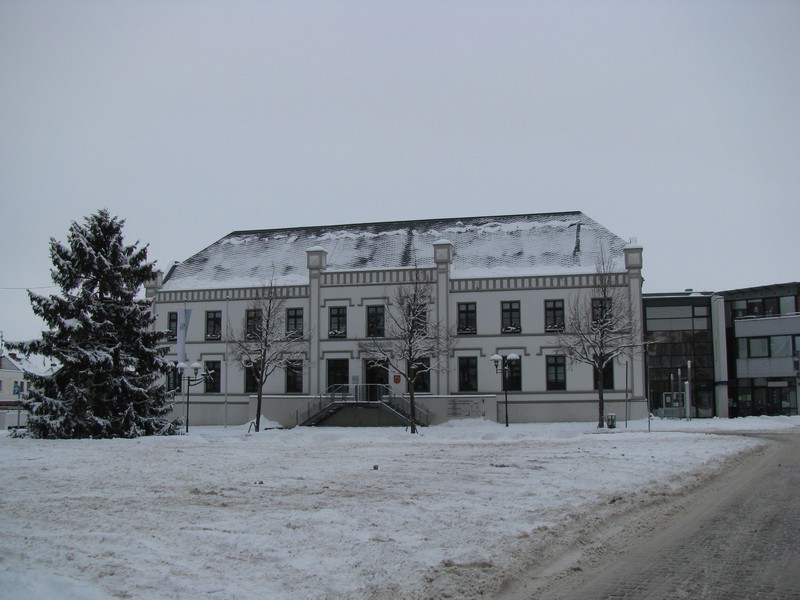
643,283,799,419
723,283,800,418
147,212,647,427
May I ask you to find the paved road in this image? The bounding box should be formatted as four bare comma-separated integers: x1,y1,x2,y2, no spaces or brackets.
504,431,800,600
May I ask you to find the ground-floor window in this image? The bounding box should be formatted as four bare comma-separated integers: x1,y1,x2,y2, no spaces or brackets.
204,360,221,393
285,360,303,393
546,355,566,391
731,378,797,417
458,357,478,392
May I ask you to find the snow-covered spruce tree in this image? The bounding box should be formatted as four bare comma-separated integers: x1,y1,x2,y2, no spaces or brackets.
8,209,181,438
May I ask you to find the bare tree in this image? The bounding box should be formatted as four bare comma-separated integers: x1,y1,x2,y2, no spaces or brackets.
358,269,455,433
229,285,309,431
555,249,641,428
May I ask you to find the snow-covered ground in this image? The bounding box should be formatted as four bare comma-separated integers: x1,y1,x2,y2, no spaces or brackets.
1,416,798,599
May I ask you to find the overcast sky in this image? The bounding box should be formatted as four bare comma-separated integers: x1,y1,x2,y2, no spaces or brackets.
1,0,798,342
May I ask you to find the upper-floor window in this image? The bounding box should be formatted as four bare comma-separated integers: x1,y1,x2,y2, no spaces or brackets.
739,335,795,359
329,306,347,338
167,312,178,340
204,360,220,393
545,300,565,332
458,357,478,392
546,355,566,391
732,296,797,319
205,311,222,340
286,308,303,337
366,306,385,337
501,301,521,334
458,302,477,334
592,298,611,324
245,309,261,340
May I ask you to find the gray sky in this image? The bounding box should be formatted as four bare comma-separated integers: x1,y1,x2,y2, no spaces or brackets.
1,0,798,342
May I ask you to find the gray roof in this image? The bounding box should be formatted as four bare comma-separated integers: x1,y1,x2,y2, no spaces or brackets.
162,211,628,291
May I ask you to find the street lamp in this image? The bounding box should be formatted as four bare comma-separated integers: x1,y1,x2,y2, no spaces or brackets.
491,353,520,427
177,361,212,433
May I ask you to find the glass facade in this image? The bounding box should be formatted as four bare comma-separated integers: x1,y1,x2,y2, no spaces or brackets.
645,298,716,418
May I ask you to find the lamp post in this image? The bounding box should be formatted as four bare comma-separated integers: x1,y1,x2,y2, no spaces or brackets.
177,361,212,433
491,353,520,427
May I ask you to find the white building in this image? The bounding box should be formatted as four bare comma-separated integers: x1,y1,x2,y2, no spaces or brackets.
148,212,645,427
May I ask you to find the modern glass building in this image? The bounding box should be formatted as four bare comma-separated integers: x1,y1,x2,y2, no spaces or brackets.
644,292,719,418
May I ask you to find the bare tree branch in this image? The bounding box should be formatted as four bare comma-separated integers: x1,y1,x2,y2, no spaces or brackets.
554,247,640,428
358,268,455,433
228,284,310,431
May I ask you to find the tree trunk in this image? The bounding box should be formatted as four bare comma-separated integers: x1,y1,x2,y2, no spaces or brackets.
597,366,605,428
408,364,417,434
255,389,263,432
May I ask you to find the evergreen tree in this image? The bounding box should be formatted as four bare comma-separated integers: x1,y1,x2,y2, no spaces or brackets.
9,209,181,438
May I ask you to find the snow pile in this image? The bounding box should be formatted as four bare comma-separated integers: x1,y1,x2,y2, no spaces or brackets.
1,416,796,599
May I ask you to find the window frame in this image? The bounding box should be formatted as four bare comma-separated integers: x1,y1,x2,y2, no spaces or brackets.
205,310,222,340
546,355,567,391
544,299,565,332
204,360,221,393
501,301,521,334
285,359,303,393
167,312,178,340
458,356,478,392
245,309,261,340
286,307,304,337
366,305,385,338
457,302,477,335
328,306,348,338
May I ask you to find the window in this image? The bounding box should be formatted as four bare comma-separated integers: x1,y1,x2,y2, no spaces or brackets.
458,303,477,334
506,358,521,392
771,336,792,358
204,360,220,393
245,309,261,339
244,366,259,394
327,358,349,389
594,362,615,390
329,306,347,338
286,360,303,393
412,358,430,393
167,312,178,340
748,338,769,358
366,306,385,337
286,308,303,337
545,300,565,332
167,363,180,390
458,357,478,392
546,355,566,390
592,298,610,324
205,311,222,340
501,301,521,333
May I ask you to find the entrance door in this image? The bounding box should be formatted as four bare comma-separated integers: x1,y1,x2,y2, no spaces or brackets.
327,359,349,393
364,360,388,401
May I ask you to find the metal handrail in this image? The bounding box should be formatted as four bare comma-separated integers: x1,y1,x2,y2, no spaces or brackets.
294,384,434,426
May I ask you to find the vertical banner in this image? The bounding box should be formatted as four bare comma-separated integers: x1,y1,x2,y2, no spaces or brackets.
177,308,192,364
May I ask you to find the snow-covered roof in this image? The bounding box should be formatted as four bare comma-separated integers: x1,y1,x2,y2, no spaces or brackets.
161,212,628,291
1,348,59,377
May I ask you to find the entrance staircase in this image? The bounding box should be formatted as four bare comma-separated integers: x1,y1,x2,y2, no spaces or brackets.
294,384,433,427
